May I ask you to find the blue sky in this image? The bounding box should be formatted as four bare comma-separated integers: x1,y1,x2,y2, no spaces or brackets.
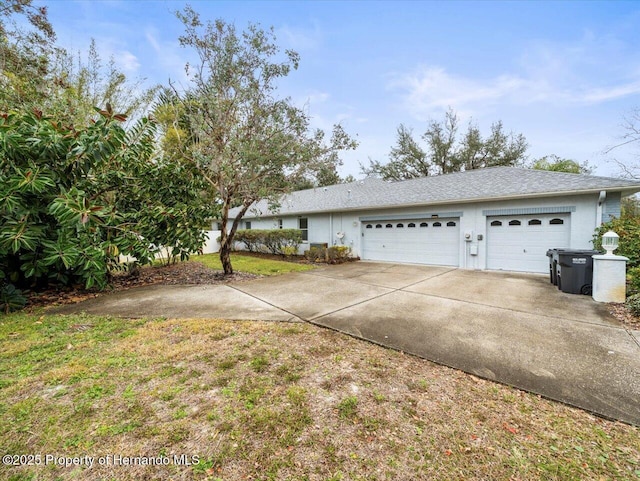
39,0,640,178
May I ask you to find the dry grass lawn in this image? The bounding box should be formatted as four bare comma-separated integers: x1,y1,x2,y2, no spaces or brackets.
1,312,639,481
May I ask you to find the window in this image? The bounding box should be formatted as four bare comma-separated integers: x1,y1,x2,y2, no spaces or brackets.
550,218,564,225
528,219,542,226
298,217,308,241
375,224,382,229
433,222,442,227
396,223,404,228
245,221,252,230
420,222,428,227
446,221,456,227
385,223,393,228
408,223,416,228
509,220,521,226
216,222,223,231
366,224,373,229
490,220,502,227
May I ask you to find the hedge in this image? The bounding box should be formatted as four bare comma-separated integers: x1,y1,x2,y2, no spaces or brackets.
233,229,302,256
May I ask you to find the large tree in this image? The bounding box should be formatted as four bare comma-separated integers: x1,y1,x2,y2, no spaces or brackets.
364,109,528,180
172,8,356,274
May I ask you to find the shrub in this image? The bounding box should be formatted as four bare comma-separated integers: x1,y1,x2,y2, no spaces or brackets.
593,217,640,268
305,247,326,263
327,246,352,264
627,267,640,297
233,229,302,256
626,293,640,317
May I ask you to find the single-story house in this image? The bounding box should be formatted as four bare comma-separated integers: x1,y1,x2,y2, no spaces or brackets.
227,167,640,273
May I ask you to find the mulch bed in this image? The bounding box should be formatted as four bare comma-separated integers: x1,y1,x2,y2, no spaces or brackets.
609,303,640,330
26,261,258,310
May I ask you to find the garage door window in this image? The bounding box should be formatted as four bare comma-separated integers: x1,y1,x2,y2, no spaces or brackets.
490,220,502,227
420,222,428,227
396,223,404,228
528,219,542,225
366,224,372,229
508,220,521,226
375,224,382,228
433,222,442,227
550,218,564,225
385,224,393,228
447,221,456,227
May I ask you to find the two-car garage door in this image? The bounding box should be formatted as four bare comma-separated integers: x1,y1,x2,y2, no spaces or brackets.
362,218,460,266
486,214,570,273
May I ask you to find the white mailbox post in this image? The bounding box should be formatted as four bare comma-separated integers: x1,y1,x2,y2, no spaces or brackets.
592,231,628,303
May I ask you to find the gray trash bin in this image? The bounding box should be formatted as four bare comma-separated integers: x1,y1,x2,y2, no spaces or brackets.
557,250,600,295
546,248,567,286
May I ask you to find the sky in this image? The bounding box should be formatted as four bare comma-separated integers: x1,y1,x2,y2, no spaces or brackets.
37,0,640,179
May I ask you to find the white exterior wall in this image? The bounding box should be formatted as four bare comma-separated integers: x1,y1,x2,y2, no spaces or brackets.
243,192,605,271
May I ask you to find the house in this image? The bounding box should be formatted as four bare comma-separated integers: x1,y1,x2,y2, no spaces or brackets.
229,167,640,273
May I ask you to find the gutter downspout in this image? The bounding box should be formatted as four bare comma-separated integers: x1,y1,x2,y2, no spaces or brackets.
329,213,333,246
596,191,606,228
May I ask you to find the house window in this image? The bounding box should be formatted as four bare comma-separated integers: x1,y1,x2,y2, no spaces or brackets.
490,220,502,227
366,224,373,229
385,223,393,228
446,221,456,227
509,220,521,226
408,223,416,228
528,219,542,226
433,222,442,227
396,223,404,228
550,218,564,225
245,221,252,230
420,222,428,227
216,222,223,230
298,217,308,241
375,224,382,229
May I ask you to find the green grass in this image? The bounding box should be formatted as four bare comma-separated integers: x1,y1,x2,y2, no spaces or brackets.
189,252,315,276
0,311,639,481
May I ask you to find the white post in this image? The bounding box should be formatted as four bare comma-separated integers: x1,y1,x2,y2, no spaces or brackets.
592,230,628,303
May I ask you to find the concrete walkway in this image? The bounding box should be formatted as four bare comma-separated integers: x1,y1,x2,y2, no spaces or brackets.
52,262,640,425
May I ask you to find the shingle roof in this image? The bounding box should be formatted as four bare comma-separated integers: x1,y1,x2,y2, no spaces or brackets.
240,167,640,218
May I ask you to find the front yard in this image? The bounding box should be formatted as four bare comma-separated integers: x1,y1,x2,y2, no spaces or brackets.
1,311,639,481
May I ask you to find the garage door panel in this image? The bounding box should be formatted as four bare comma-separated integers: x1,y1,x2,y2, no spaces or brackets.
487,214,570,273
362,219,459,266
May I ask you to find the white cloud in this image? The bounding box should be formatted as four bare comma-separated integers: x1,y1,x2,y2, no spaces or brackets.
390,32,640,122
277,24,322,51
114,50,140,73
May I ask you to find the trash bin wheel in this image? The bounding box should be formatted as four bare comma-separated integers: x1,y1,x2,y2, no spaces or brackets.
581,284,592,296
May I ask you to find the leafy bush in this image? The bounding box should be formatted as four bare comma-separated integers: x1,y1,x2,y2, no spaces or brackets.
626,293,640,317
627,267,640,297
327,246,352,264
233,229,302,256
304,245,353,264
0,108,213,299
593,217,640,268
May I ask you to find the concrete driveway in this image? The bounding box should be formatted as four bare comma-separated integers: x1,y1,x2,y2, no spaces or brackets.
52,262,640,425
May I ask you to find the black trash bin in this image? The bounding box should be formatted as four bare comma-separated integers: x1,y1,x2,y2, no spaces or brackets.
546,248,567,286
556,250,600,295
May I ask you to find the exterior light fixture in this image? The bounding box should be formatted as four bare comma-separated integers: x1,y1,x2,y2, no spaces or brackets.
601,230,619,256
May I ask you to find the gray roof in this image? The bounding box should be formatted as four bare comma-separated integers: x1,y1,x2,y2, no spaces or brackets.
240,167,640,218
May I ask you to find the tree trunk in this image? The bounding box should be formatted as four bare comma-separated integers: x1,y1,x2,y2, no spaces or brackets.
220,241,233,275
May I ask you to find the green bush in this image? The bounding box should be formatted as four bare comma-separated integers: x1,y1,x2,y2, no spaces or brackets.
327,246,352,264
234,229,302,256
626,293,640,317
593,217,640,268
627,267,640,297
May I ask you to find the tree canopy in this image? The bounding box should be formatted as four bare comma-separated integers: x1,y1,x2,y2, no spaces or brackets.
531,155,592,174
363,109,528,180
169,8,357,274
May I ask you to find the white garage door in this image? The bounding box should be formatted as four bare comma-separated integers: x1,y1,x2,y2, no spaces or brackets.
486,214,570,273
362,218,460,266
